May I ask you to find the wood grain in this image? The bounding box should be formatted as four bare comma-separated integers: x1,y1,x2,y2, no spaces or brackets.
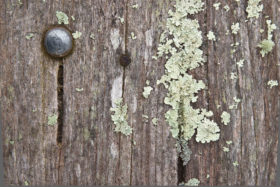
0,0,279,186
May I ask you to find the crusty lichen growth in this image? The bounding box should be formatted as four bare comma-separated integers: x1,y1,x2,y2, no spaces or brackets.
72,31,82,39
56,11,69,24
246,0,263,19
207,31,216,41
221,111,230,125
25,33,34,40
231,22,240,35
213,3,221,10
48,114,57,126
143,86,153,99
267,80,278,89
184,178,200,186
110,98,132,136
258,20,276,57
177,138,192,166
156,0,220,146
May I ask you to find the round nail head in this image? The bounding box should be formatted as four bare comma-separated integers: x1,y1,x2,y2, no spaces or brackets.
43,27,73,58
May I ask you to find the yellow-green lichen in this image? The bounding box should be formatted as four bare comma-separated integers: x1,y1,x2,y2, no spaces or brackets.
226,140,233,145
233,161,239,167
152,118,158,126
229,97,241,109
237,59,245,68
156,0,220,145
143,86,153,99
25,33,34,40
131,4,139,9
72,31,82,39
110,98,132,136
267,80,278,89
185,178,200,186
221,111,230,125
24,181,29,186
83,128,90,140
130,32,137,40
90,33,95,40
223,147,229,152
223,5,230,12
75,88,84,92
213,3,221,10
230,72,237,80
231,22,240,35
258,20,276,57
207,31,216,41
56,11,69,24
71,16,75,21
47,114,57,126
246,0,263,19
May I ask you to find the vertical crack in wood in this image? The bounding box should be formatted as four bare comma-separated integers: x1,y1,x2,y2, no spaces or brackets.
177,100,186,185
57,61,64,145
57,61,64,184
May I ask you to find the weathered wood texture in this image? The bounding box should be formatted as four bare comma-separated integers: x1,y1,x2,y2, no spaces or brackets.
0,0,279,186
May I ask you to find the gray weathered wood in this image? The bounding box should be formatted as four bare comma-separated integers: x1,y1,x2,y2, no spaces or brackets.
0,0,279,186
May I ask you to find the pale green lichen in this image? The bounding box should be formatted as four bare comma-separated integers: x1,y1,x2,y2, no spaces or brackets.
246,0,263,19
118,17,125,24
90,33,95,40
207,31,216,41
71,16,75,21
110,98,132,136
223,147,229,152
152,118,158,126
72,31,82,39
75,88,84,92
267,80,278,89
25,33,34,40
177,138,192,166
24,181,29,186
224,5,230,12
233,161,239,167
131,4,139,9
143,86,153,99
185,178,200,186
229,97,241,109
83,128,90,140
130,32,137,40
258,20,276,57
156,0,220,145
56,11,69,24
213,3,221,10
230,72,237,80
221,111,230,125
47,114,58,126
258,40,275,57
231,22,240,35
226,140,233,145
237,59,245,68
9,140,14,145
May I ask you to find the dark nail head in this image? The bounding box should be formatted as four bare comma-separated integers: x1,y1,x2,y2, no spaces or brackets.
119,53,131,67
43,27,73,58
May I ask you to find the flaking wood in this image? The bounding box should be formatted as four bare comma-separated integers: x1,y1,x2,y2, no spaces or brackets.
0,0,279,186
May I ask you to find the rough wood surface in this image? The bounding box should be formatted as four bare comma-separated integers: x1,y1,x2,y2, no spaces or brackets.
0,0,279,186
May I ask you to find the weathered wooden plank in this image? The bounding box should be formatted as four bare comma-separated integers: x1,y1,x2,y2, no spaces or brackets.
125,0,177,185
184,1,280,186
0,0,65,185
60,0,127,185
0,0,279,186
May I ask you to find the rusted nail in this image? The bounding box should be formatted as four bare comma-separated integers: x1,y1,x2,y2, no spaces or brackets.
43,26,73,58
